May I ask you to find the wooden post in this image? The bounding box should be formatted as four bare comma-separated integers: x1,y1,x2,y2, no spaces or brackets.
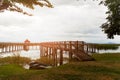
54,48,57,66
64,41,66,49
86,44,88,53
82,41,85,52
46,47,48,56
40,46,42,57
93,46,96,53
12,45,13,51
60,49,63,65
16,46,18,51
5,46,7,52
76,41,78,53
52,47,56,66
1,46,4,53
9,45,11,52
43,47,45,56
91,45,94,53
40,46,43,57
49,48,51,59
69,41,72,60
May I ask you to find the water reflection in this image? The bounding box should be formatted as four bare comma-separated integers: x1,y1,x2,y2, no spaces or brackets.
1,47,120,59
0,50,40,60
1,46,120,59
0,50,69,69
1,46,120,69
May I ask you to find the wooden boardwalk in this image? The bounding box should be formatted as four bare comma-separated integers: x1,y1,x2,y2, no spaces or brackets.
0,40,96,65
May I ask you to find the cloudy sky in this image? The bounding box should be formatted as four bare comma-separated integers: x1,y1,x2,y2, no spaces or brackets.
0,0,120,43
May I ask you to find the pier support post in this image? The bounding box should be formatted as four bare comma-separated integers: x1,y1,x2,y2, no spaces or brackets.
60,49,63,65
69,41,72,60
9,45,11,52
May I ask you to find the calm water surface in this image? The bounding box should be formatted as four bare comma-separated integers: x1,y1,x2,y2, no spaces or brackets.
0,50,40,60
0,46,120,59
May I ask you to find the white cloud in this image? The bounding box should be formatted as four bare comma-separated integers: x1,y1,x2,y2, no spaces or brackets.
0,0,119,43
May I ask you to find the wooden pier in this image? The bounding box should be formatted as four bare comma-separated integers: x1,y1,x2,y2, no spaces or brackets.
39,41,95,66
0,40,97,65
0,42,23,53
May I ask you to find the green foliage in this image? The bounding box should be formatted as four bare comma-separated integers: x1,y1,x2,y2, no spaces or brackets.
0,0,53,15
100,0,120,38
92,44,119,50
0,53,31,65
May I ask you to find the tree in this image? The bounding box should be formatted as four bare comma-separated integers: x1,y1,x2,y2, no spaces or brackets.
80,0,120,39
100,0,120,39
0,0,53,16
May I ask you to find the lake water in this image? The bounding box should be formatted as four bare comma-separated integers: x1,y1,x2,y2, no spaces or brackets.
0,50,69,60
0,46,120,59
0,50,40,60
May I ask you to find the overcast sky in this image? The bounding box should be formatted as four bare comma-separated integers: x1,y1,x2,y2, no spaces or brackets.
0,0,120,43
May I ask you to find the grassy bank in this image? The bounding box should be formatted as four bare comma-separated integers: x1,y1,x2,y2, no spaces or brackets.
0,53,120,80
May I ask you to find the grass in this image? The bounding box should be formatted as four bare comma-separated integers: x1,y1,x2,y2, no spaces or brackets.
1,53,120,80
92,53,120,61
